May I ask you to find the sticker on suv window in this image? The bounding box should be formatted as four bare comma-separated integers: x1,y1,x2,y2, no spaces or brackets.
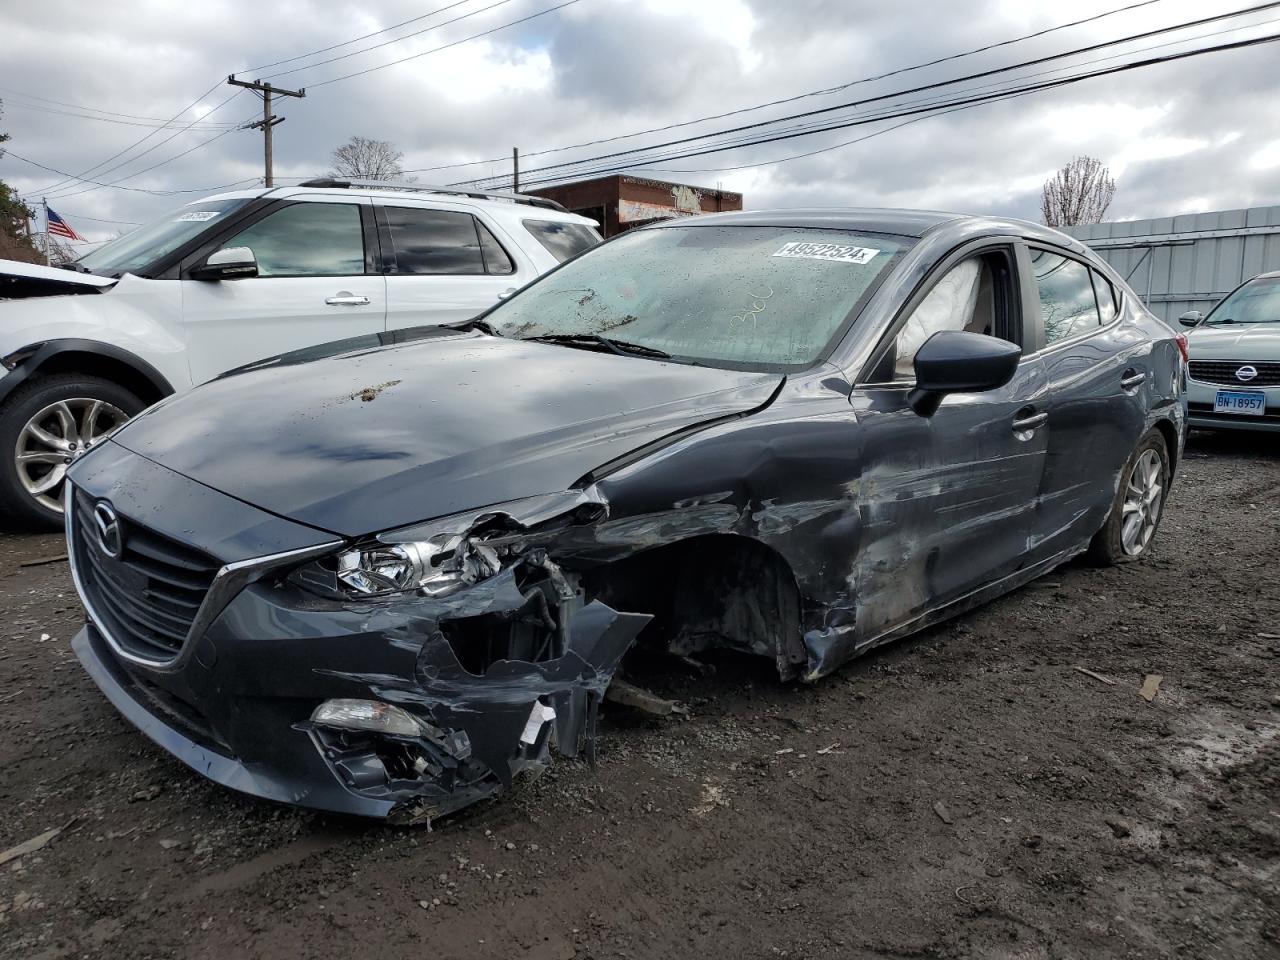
772,241,880,264
175,211,221,222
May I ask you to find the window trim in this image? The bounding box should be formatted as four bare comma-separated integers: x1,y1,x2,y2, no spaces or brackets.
179,198,373,280
1021,242,1123,359
856,238,1024,388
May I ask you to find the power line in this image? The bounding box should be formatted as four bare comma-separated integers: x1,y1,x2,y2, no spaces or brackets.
305,0,584,87
4,151,260,195
510,31,1280,190
243,0,477,72
448,0,1174,179
257,0,517,80
0,85,239,126
0,98,238,130
468,2,1280,187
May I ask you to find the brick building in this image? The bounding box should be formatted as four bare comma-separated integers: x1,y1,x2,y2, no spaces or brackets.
528,175,743,238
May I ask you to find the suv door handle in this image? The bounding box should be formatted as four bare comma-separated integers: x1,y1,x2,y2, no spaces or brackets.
325,293,370,306
1012,407,1048,435
1121,369,1146,389
497,287,517,300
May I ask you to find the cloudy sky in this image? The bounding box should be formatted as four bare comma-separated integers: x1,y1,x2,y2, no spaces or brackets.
1,0,1277,245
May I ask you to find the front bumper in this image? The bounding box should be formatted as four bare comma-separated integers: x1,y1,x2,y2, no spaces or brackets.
67,443,650,824
1186,378,1280,432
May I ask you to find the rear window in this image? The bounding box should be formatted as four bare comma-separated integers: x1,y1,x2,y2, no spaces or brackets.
522,219,601,262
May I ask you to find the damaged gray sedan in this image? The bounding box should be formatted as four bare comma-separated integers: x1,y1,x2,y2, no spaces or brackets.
65,209,1186,823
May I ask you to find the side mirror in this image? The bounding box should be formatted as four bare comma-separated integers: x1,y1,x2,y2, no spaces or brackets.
190,246,258,281
908,330,1022,417
1177,310,1203,327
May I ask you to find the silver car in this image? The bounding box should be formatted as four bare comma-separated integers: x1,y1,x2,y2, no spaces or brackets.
1181,270,1280,432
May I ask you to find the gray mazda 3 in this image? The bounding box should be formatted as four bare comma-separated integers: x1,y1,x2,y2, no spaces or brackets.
65,209,1187,823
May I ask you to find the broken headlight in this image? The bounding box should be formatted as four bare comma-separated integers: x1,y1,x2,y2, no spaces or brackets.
289,491,606,602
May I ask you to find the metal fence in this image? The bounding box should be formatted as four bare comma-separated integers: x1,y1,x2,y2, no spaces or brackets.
1063,205,1280,324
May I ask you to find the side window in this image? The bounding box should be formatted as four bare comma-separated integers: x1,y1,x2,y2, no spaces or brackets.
521,219,601,262
883,254,1005,381
476,219,515,275
383,207,486,275
1092,270,1118,325
1031,250,1101,345
225,202,365,277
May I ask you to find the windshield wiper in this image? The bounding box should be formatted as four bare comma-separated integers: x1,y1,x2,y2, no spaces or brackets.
445,317,502,336
524,333,670,360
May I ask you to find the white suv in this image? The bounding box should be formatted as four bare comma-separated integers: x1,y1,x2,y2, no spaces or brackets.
0,179,600,526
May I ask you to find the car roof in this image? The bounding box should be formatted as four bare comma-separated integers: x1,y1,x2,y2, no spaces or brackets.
648,207,1089,249
194,184,596,225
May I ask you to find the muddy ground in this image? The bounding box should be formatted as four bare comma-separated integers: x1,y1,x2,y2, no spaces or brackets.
0,430,1277,960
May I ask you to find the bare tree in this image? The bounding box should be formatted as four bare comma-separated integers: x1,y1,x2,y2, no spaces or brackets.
326,136,411,181
1041,156,1117,227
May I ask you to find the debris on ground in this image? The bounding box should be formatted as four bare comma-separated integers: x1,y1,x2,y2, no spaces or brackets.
932,801,955,825
604,678,689,717
1139,674,1163,703
1074,665,1117,685
1104,814,1134,839
0,824,66,867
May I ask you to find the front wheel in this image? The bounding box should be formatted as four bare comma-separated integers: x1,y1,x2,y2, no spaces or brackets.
0,374,143,529
1086,428,1170,565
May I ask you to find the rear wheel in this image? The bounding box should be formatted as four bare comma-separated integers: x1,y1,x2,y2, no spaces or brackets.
1087,428,1170,565
0,374,142,529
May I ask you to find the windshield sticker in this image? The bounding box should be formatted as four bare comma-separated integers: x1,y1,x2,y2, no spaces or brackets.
175,211,221,222
772,241,880,265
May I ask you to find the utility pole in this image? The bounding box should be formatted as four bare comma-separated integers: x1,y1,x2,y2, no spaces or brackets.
41,198,50,265
227,76,305,187
512,147,520,192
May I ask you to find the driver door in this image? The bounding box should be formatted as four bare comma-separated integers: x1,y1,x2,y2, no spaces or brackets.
846,243,1050,640
181,196,386,383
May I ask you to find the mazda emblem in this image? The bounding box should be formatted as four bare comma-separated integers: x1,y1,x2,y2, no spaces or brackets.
93,502,123,559
1235,365,1258,383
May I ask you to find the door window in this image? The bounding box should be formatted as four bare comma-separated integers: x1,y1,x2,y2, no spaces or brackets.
522,219,601,262
476,219,515,275
1092,270,1118,324
383,207,493,275
1032,251,1101,345
224,202,365,277
877,253,1009,381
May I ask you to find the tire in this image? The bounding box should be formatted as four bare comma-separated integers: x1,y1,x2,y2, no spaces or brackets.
0,374,144,530
1086,428,1170,566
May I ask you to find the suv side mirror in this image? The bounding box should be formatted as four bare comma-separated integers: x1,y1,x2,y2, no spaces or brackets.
1177,310,1203,327
908,330,1022,417
190,246,258,281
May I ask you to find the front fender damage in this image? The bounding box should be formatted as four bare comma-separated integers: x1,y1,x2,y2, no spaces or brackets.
302,543,651,827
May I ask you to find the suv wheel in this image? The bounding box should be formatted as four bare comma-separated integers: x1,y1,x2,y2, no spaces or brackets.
0,374,144,529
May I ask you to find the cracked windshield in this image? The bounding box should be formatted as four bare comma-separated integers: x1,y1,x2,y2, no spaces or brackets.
487,225,911,368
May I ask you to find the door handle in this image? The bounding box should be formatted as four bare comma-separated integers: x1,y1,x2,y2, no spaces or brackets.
1011,409,1048,434
325,293,370,306
497,287,518,300
1121,370,1146,389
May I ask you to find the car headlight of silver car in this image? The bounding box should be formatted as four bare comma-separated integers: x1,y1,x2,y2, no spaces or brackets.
289,490,606,601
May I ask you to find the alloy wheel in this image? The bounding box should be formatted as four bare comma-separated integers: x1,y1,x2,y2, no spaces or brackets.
14,398,128,514
1120,448,1164,557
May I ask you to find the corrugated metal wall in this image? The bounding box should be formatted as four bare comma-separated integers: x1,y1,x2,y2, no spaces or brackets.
1063,206,1280,324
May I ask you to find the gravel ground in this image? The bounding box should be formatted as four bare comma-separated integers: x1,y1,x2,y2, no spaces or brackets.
0,430,1277,960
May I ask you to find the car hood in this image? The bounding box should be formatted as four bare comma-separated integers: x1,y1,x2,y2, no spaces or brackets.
111,330,782,537
0,258,116,299
1186,324,1280,359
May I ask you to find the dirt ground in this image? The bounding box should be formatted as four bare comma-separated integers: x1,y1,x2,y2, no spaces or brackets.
0,430,1277,960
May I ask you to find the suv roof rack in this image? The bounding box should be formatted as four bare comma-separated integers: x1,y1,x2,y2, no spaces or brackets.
297,178,567,212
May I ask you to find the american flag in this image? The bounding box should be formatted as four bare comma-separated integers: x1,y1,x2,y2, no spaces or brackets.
46,208,85,242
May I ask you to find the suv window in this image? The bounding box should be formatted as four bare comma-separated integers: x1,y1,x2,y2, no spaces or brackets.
869,249,1014,382
522,219,601,262
1032,250,1100,345
383,207,486,275
226,202,365,277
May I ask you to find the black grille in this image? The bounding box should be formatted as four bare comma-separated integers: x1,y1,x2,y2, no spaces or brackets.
1188,359,1280,386
72,490,219,662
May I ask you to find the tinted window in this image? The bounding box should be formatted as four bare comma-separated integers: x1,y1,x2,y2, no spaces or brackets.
226,202,364,277
384,207,484,275
1092,270,1118,324
476,219,515,275
522,219,601,262
487,225,911,370
1032,251,1100,345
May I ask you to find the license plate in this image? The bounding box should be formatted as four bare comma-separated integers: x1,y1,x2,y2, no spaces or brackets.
1214,390,1267,415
